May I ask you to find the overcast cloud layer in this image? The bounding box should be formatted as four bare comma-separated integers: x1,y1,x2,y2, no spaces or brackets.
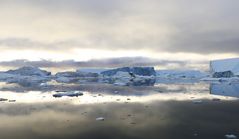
0,0,238,68
0,0,238,54
0,57,209,71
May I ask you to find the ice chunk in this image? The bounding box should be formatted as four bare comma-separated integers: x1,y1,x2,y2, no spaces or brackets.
8,100,16,102
6,66,51,77
0,98,8,101
156,70,207,79
213,71,234,78
53,91,83,98
54,71,99,83
192,100,202,104
212,98,221,101
96,117,105,121
225,134,237,139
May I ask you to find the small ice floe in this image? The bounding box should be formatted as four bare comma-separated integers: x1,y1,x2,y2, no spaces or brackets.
0,98,8,101
192,100,202,104
8,100,16,102
53,91,83,98
212,98,221,101
113,82,128,86
40,83,48,86
96,117,105,121
55,90,67,92
225,134,237,139
193,133,198,136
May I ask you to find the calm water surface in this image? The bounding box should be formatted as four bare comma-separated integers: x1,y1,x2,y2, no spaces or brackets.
0,82,238,139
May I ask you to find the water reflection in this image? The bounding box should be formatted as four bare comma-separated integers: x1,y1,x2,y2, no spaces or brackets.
0,100,238,139
210,83,239,98
0,82,238,139
0,82,238,104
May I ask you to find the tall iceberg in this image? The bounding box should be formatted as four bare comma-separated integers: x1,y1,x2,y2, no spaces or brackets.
210,58,239,78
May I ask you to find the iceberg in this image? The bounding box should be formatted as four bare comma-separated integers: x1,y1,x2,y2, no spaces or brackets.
54,70,99,83
6,66,51,77
156,70,207,79
101,67,156,86
210,58,239,78
225,134,237,139
76,70,99,77
101,67,156,77
0,66,51,87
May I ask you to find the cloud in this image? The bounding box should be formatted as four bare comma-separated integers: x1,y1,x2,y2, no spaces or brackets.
0,57,208,70
0,0,238,56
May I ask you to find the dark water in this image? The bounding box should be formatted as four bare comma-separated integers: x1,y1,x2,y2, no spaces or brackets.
0,82,239,139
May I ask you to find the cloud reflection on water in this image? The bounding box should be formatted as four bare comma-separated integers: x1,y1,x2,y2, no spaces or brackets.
0,100,238,139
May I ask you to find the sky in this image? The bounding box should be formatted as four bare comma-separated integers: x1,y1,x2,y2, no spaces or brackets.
0,0,238,69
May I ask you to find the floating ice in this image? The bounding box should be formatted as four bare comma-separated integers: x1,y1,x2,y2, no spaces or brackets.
96,117,105,121
0,66,51,87
53,91,83,98
156,70,207,79
192,100,202,104
0,98,8,101
225,134,237,139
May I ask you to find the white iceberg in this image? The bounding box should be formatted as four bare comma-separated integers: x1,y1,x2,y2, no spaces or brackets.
105,71,155,86
0,67,52,87
54,70,99,83
210,58,239,78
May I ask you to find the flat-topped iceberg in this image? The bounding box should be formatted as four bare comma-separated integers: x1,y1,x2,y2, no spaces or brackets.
101,67,156,86
55,70,99,83
210,58,239,78
101,67,156,77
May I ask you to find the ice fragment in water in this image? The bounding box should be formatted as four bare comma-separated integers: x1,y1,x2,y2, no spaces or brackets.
96,117,105,121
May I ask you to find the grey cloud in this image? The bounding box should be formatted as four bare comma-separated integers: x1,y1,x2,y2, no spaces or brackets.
163,29,239,54
0,38,83,51
0,0,238,54
0,57,204,70
0,0,124,16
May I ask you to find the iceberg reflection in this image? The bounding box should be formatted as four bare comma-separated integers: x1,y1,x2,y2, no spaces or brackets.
210,83,239,98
